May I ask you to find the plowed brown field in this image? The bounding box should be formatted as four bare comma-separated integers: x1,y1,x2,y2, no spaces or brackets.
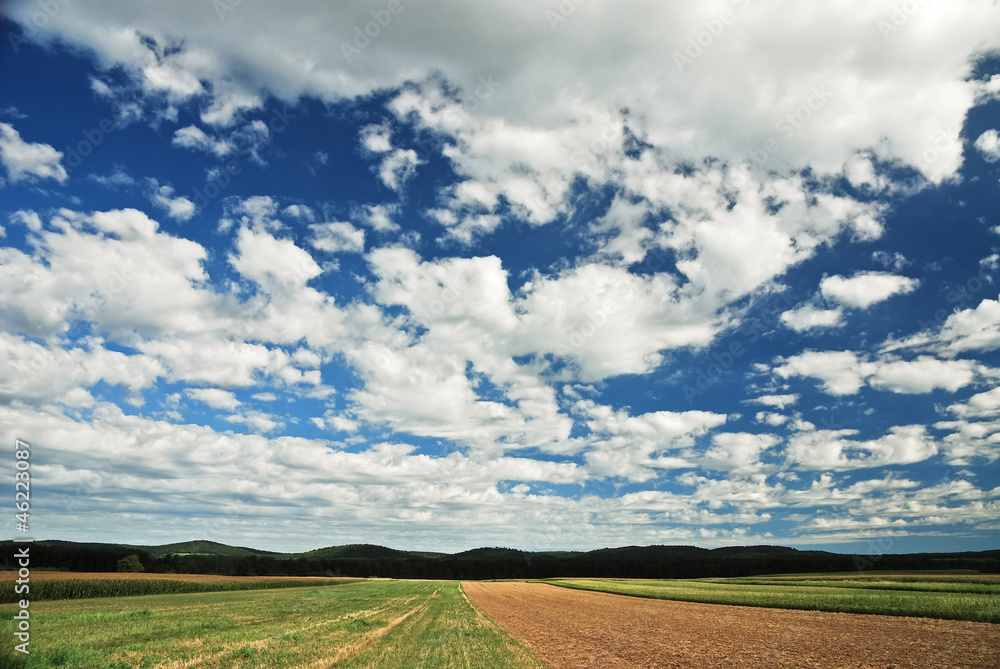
463,581,1000,668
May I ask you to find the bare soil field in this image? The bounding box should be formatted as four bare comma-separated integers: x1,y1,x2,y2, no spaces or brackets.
0,570,350,582
463,581,1000,668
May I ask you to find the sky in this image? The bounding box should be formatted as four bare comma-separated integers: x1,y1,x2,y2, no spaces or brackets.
0,1,998,555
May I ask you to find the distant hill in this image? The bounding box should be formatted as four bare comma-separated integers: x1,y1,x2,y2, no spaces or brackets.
4,538,997,579
449,547,534,561
583,545,711,560
131,540,282,559
298,544,419,560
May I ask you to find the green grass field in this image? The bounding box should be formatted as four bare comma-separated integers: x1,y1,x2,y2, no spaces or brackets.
0,580,544,669
540,572,1000,622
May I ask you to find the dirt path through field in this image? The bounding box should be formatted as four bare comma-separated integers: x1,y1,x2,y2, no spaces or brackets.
463,581,1000,668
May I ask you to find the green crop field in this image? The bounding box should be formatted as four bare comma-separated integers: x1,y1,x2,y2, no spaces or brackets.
0,580,544,669
540,572,1000,622
0,577,362,604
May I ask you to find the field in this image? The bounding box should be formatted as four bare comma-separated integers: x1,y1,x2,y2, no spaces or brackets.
540,572,1000,622
465,580,1000,668
3,571,999,667
0,579,543,668
0,572,360,604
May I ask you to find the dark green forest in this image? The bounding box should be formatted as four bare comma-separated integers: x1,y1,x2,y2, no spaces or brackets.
3,539,998,580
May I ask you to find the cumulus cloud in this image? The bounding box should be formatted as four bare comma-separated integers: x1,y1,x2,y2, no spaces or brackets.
309,221,365,254
785,425,937,471
356,203,400,232
3,0,1000,551
868,357,977,394
882,295,1000,357
701,432,780,473
148,179,196,221
947,386,1000,419
774,350,877,395
780,305,844,332
747,394,799,410
975,129,1000,163
173,125,232,156
820,272,919,309
185,387,240,410
0,122,68,183
774,351,977,395
7,1,994,229
378,149,421,192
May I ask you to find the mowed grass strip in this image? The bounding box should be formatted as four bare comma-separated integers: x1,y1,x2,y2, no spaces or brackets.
540,575,1000,622
0,580,543,669
704,575,1000,595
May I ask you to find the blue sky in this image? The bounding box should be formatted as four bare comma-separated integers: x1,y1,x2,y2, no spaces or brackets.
1,1,999,554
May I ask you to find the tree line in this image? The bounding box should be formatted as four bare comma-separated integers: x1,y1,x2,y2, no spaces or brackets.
3,541,998,579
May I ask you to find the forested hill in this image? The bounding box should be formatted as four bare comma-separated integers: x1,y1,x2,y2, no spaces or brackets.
3,539,997,580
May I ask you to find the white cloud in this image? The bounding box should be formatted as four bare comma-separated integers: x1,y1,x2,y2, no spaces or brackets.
974,129,1000,163
780,305,844,332
185,387,241,410
934,416,1000,465
0,122,68,183
224,410,282,433
747,394,799,410
378,148,421,192
172,125,232,156
702,432,780,473
947,386,1000,419
775,351,978,395
356,203,399,232
774,350,876,395
360,123,392,154
309,221,365,254
4,0,1000,552
11,1,992,250
229,225,322,293
883,295,1000,357
0,208,230,339
820,272,919,309
282,204,314,221
516,262,723,381
9,210,42,232
581,402,727,481
785,425,937,471
844,153,889,192
868,356,977,394
140,337,308,388
148,180,196,221
0,333,162,408
756,412,789,427
90,167,136,188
